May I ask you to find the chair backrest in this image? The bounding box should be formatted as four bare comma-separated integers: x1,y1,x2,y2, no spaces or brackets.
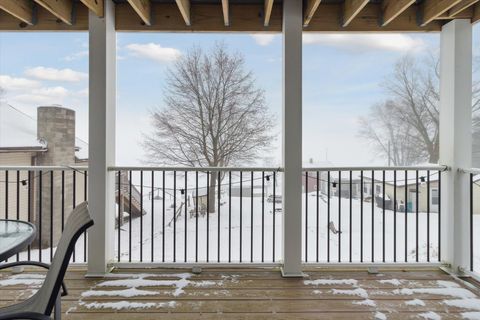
30,201,93,315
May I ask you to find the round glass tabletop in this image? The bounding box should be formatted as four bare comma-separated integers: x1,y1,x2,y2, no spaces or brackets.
0,220,36,261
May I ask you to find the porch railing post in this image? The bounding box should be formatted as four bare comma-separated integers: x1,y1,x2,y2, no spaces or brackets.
439,19,472,273
281,0,303,277
87,0,116,275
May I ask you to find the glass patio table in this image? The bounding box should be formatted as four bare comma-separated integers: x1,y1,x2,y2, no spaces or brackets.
0,220,36,262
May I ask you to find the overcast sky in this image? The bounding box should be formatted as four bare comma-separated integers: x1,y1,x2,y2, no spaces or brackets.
0,26,479,166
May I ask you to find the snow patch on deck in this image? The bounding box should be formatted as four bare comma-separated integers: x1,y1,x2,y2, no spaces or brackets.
418,311,441,320
0,273,45,287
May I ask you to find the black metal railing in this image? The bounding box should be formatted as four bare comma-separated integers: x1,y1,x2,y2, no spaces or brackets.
0,166,88,263
111,167,282,263
468,169,480,274
302,166,446,263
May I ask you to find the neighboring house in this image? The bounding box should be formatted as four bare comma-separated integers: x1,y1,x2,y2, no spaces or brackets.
302,158,333,195
363,174,440,213
0,103,143,247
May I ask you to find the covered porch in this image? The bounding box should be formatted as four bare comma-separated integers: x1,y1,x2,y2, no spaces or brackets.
1,0,480,318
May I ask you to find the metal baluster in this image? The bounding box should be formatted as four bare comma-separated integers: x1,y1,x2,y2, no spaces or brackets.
327,171,330,262
382,170,385,263
16,171,20,261
140,171,143,262
151,171,154,262
273,171,276,262
305,171,308,262
427,171,430,262
338,171,341,262
174,171,176,262
162,171,166,262
195,171,199,263
217,171,221,262
394,171,397,262
50,171,54,262
316,171,319,263
184,171,187,262
471,173,474,271
405,170,408,262
84,170,87,262
349,171,352,263
251,171,254,263
240,171,243,263
117,171,121,262
129,171,132,262
206,171,210,262
232,171,233,262
39,171,42,262
28,171,32,260
262,171,265,263
360,170,363,263
416,170,419,262
438,171,441,261
371,170,374,262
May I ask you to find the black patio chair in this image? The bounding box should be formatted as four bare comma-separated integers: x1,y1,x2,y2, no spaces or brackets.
0,202,93,320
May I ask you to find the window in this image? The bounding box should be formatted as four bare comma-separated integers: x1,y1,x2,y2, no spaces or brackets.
375,184,381,194
431,188,439,205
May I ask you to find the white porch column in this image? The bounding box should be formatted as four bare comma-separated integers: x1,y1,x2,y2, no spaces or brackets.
281,0,303,277
87,0,116,276
439,19,472,273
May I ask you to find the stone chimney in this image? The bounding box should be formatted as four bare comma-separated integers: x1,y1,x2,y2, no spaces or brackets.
35,106,77,248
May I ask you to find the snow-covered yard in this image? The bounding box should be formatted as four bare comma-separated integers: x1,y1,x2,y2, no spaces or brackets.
11,189,480,275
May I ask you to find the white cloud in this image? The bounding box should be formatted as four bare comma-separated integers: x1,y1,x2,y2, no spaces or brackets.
302,33,425,52
25,67,88,82
0,75,41,91
125,43,181,63
64,50,89,61
13,86,70,105
251,34,277,46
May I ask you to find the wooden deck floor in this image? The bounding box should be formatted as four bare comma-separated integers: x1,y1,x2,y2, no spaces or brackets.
1,267,480,319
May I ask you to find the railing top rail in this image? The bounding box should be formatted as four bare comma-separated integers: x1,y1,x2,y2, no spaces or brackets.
303,165,448,171
0,165,88,171
0,165,449,172
460,168,480,174
108,166,284,172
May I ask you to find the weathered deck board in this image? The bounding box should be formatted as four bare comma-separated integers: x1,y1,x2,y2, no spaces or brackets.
0,267,479,319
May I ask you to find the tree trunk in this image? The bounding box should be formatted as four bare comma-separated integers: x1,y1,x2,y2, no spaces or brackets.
208,173,217,213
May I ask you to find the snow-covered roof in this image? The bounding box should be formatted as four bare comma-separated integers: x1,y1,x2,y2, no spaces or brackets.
0,103,45,149
0,103,88,160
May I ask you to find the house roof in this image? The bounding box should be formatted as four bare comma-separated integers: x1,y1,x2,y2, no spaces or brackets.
0,1,477,32
0,103,88,160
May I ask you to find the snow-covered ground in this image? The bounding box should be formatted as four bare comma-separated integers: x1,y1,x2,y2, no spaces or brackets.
113,191,443,264
11,189,480,274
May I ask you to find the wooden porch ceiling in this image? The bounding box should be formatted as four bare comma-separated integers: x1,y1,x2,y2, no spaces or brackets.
0,0,478,32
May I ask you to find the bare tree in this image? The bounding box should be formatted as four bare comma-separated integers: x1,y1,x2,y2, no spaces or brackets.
359,55,480,165
143,43,274,212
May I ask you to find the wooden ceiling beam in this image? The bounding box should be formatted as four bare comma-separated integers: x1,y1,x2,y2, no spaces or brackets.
448,0,479,16
127,0,151,26
382,0,416,26
0,0,34,25
175,0,190,26
304,0,321,26
33,0,73,25
437,5,474,18
421,0,463,26
80,0,103,17
343,0,370,26
308,3,442,32
221,0,229,26
474,3,480,22
264,0,274,27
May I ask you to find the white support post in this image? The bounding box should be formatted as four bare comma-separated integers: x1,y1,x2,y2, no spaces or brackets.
439,19,472,273
281,0,303,277
87,0,116,276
